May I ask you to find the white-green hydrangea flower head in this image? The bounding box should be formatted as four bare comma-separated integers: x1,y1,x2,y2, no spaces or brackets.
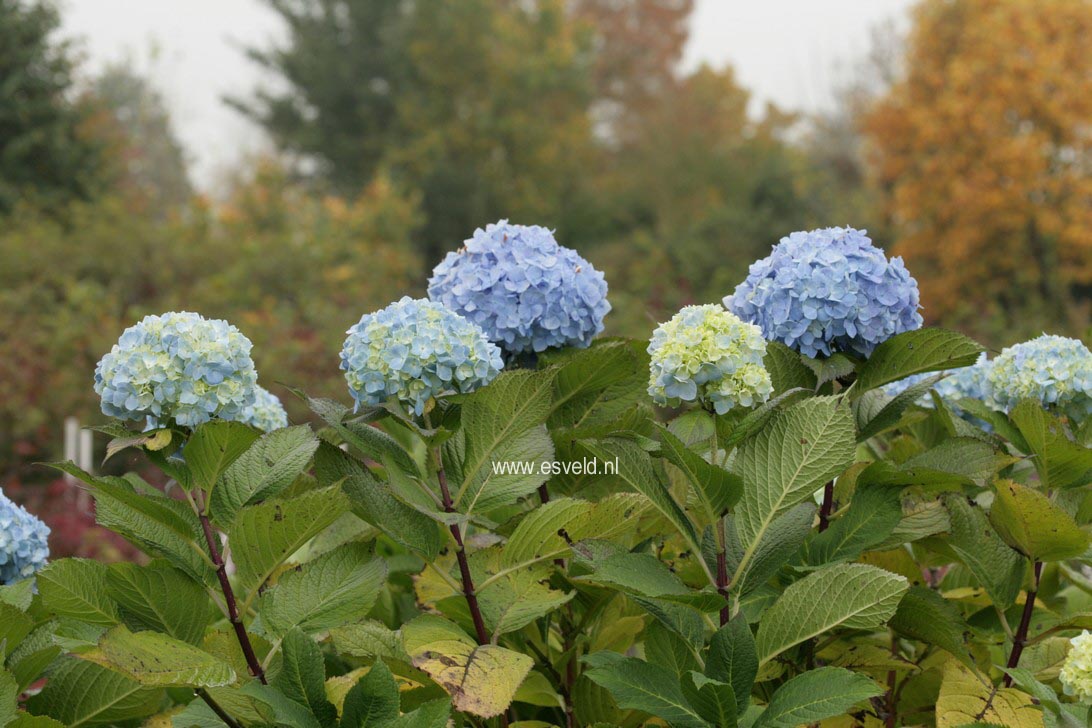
240,386,289,432
987,334,1092,419
648,304,773,414
1061,630,1092,701
340,297,504,416
94,312,258,428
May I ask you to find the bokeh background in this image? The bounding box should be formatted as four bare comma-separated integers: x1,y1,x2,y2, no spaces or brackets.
2,0,1089,558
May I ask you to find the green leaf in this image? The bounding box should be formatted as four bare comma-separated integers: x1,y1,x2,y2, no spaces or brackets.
78,625,236,688
1010,400,1092,489
682,672,737,727
48,463,214,584
259,542,386,638
1004,667,1089,728
185,421,260,493
734,397,854,554
645,621,701,679
943,495,1025,610
582,438,700,552
854,373,944,440
329,621,410,663
718,388,812,450
106,561,209,644
753,666,882,727
36,559,119,626
852,328,984,396
574,549,719,612
582,653,706,728
305,394,421,477
706,616,757,713
764,342,817,394
104,428,172,463
0,604,33,660
26,658,163,727
0,580,34,611
271,629,337,724
754,563,908,664
210,425,319,525
383,699,451,728
726,503,815,596
890,586,976,670
7,623,61,691
547,339,650,431
230,485,349,600
656,423,743,516
800,485,902,566
468,553,572,637
449,368,557,514
0,670,16,728
8,714,66,728
989,480,1089,561
315,443,443,560
340,659,399,728
403,615,533,719
801,352,858,387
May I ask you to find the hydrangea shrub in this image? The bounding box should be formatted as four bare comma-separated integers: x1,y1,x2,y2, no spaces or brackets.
7,221,1090,728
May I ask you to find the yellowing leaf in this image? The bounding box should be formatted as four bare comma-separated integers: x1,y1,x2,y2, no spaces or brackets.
935,660,1044,728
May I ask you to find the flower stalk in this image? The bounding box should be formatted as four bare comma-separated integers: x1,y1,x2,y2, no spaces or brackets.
1003,560,1042,687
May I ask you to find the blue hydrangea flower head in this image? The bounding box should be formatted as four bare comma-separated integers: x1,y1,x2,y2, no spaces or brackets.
882,353,995,423
725,227,923,358
987,334,1092,418
0,489,50,584
427,220,611,354
341,297,504,416
95,312,258,428
648,304,773,415
240,386,289,432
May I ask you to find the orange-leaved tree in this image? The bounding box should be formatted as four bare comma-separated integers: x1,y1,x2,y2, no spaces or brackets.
863,0,1092,341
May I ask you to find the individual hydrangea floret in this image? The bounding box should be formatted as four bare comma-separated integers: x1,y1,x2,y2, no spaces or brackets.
1061,630,1092,702
987,334,1092,419
725,227,923,358
95,312,258,428
341,297,503,416
240,386,289,432
427,220,611,354
882,353,994,410
648,304,773,415
0,489,50,584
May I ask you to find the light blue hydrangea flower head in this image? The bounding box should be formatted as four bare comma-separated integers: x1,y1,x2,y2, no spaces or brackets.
341,297,504,416
725,227,923,358
427,220,611,354
882,353,994,409
95,312,258,428
1060,630,1092,702
648,304,773,415
0,489,50,584
987,334,1092,419
240,386,289,432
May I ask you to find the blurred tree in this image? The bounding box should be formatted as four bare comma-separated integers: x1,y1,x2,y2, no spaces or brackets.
0,0,105,212
88,64,192,217
864,0,1092,341
234,0,596,263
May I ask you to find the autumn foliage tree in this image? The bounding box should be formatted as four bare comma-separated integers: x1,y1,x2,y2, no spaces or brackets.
863,0,1092,341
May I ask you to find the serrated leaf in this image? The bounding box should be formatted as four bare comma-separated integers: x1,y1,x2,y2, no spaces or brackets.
78,625,235,688
853,328,984,396
466,552,572,637
645,621,701,679
0,604,32,661
706,616,757,712
106,561,209,644
682,672,737,727
403,615,532,719
936,660,1043,728
7,623,61,691
0,670,16,727
989,480,1088,561
303,395,420,477
259,542,386,638
656,423,743,517
340,659,398,727
854,373,944,440
547,339,650,431
754,666,882,727
273,630,338,725
26,658,163,727
800,485,902,566
734,397,855,553
582,653,706,728
574,549,720,612
384,699,451,728
754,563,908,664
891,586,976,670
36,559,119,626
185,421,260,493
329,621,410,663
315,443,443,560
1010,401,1092,489
719,388,812,450
943,495,1025,610
210,425,319,525
726,503,815,596
104,428,172,463
802,352,858,386
764,342,817,394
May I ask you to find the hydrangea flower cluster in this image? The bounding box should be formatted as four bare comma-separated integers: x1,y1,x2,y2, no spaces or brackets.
240,385,289,432
987,334,1092,419
648,304,773,415
882,353,994,410
0,489,50,584
341,297,503,416
427,220,611,354
95,312,258,428
1060,630,1092,702
726,227,923,358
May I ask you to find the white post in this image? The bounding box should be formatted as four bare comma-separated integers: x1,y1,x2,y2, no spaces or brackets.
77,428,94,511
63,417,80,485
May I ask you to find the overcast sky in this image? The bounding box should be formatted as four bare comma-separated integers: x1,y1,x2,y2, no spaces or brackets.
61,0,916,191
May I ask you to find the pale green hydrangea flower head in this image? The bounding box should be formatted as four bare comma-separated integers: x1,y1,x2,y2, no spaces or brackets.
987,334,1092,419
1060,630,1092,702
648,304,773,414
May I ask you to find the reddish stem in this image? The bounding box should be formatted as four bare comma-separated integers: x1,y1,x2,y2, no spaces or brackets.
818,481,835,532
1003,560,1042,686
